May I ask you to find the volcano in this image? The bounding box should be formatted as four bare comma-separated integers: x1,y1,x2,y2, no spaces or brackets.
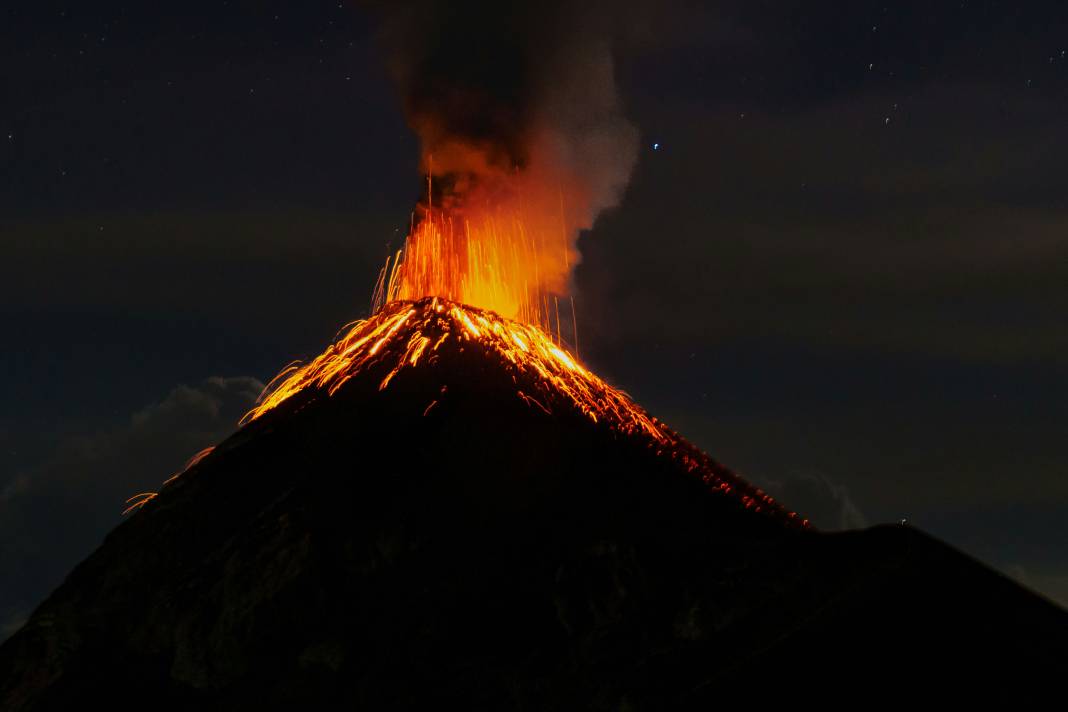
2,299,1065,709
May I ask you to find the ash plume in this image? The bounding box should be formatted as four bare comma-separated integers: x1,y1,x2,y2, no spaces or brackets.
369,0,639,240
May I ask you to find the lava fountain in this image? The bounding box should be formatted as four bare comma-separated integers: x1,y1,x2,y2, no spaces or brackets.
121,0,804,527
374,172,579,334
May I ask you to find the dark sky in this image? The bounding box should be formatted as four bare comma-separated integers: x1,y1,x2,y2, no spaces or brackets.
3,0,1067,636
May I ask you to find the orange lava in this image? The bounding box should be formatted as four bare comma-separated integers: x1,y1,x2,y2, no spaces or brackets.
237,298,803,526
126,299,803,526
122,446,215,515
241,297,664,442
373,173,578,332
123,182,803,526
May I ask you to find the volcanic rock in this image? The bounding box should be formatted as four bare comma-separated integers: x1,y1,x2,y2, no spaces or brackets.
2,299,1065,709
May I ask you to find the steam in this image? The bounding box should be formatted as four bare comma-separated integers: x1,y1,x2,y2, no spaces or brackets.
370,0,638,236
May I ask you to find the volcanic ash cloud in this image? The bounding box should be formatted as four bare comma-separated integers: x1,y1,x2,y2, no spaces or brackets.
371,0,639,303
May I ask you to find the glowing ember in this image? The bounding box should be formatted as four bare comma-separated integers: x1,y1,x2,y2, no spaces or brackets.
116,0,803,526
126,298,803,526
372,174,578,334
241,297,664,442
122,492,157,516
122,446,215,515
235,297,801,524
124,188,802,526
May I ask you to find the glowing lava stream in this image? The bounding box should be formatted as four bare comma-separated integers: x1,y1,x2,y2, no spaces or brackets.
124,298,802,525
372,195,578,336
236,297,797,522
241,297,665,442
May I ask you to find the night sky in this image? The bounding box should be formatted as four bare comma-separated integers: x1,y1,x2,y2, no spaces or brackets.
3,1,1067,636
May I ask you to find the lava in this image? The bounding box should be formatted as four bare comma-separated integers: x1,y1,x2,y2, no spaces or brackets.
373,174,578,333
115,0,800,527
241,297,663,442
124,299,803,526
122,446,214,515
236,297,803,526
122,269,803,526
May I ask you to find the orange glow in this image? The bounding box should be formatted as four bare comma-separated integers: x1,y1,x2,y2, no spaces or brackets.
122,446,215,516
237,298,801,525
125,302,801,526
123,169,802,526
122,492,157,516
373,171,580,332
241,298,665,442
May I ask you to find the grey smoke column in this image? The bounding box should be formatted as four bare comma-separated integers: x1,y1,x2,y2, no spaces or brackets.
370,0,638,226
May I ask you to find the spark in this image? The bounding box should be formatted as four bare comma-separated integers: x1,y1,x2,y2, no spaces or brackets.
122,492,158,516
373,174,577,333
124,445,217,516
124,176,803,527
236,298,805,526
162,446,215,487
241,298,667,442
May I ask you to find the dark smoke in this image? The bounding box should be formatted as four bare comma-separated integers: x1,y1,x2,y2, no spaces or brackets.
394,3,537,172
367,0,638,226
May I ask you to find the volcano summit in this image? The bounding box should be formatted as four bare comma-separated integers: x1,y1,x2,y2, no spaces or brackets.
1,298,1066,709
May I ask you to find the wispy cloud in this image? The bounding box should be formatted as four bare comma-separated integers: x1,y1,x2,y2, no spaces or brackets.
0,376,261,642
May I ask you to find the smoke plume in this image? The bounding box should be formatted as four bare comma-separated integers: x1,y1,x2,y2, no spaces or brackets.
370,0,638,258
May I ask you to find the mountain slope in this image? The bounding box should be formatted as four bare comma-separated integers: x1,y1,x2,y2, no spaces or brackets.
2,300,1065,709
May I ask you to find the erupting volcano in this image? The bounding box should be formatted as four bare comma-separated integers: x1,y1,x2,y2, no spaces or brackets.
239,296,799,525
244,298,659,439
378,177,581,330
3,2,1066,709
4,274,1065,707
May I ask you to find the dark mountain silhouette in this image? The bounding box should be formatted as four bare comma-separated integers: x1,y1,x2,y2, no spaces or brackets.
2,299,1065,709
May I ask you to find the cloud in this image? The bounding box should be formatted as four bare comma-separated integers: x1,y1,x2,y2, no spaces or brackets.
576,80,1068,366
0,376,262,642
1003,565,1068,611
758,472,867,531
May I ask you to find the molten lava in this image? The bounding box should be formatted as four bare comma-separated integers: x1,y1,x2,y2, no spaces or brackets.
373,172,579,332
242,297,661,441
124,184,802,526
237,297,802,525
